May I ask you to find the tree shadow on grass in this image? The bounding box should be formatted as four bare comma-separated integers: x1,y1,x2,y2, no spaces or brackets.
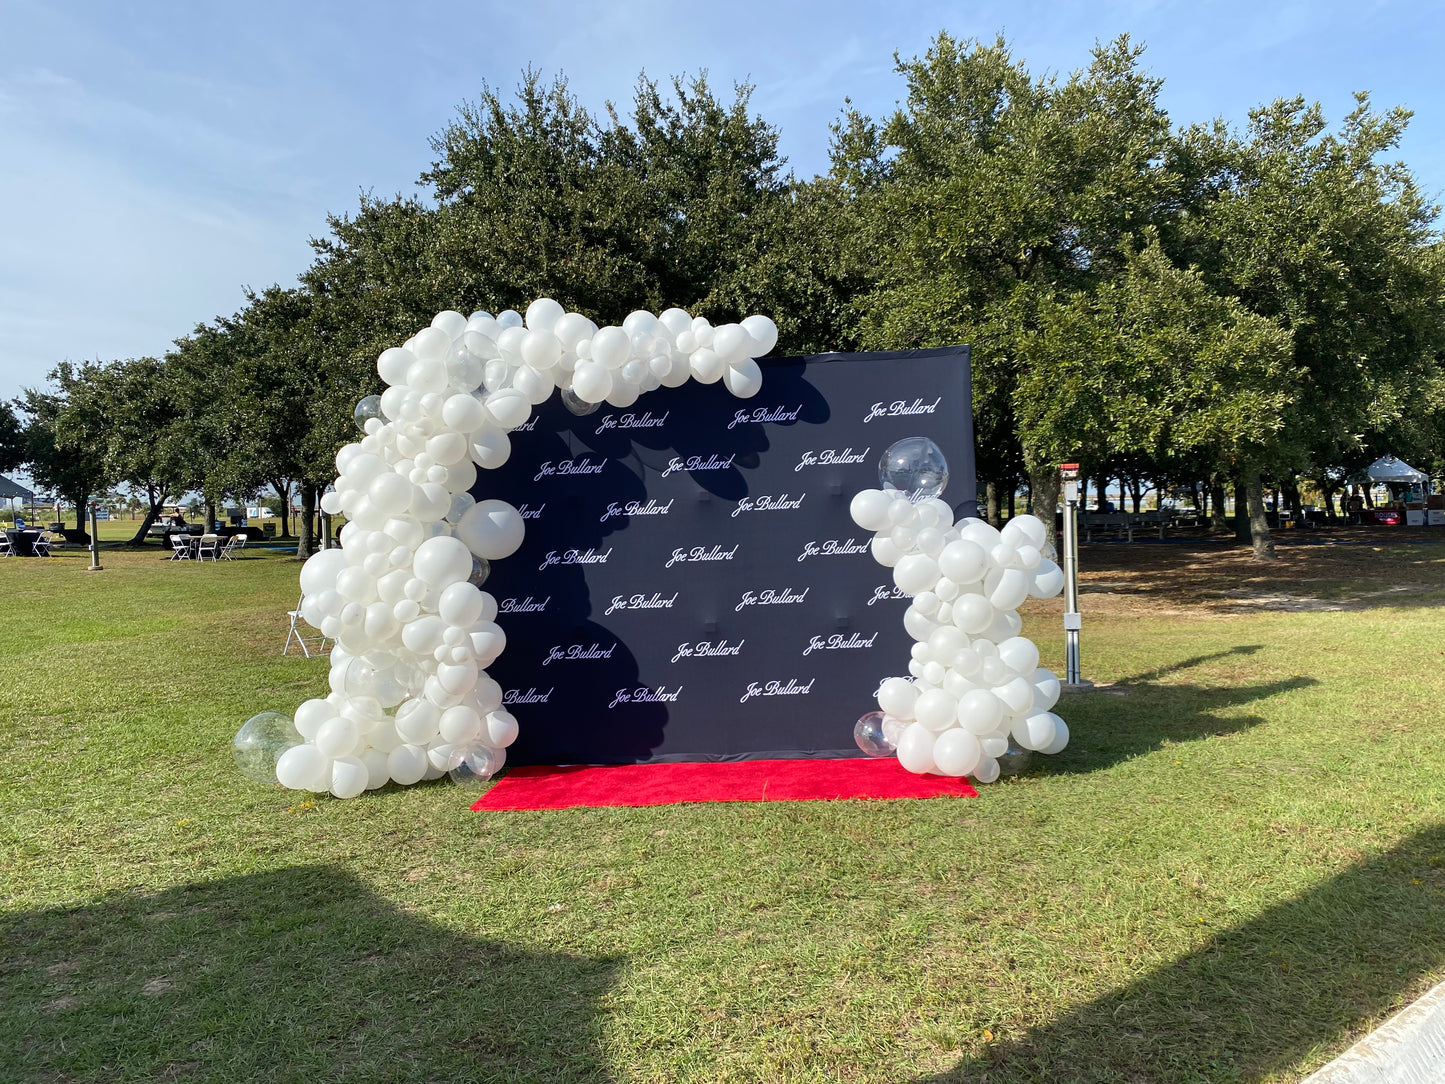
1044,647,1315,776
0,865,621,1083
915,822,1445,1083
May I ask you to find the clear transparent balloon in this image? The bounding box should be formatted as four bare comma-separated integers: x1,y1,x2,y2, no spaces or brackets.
997,741,1034,777
232,711,303,785
353,395,385,433
854,710,896,757
879,437,950,499
467,556,491,587
448,747,502,787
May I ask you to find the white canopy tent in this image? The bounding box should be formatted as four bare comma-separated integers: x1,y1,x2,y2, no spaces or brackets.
1363,455,1436,526
1364,455,1430,485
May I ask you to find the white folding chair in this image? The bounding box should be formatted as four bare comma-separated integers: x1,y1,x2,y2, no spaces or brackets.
283,596,331,657
32,532,53,557
169,535,191,560
221,534,247,560
196,534,221,561
0,533,12,557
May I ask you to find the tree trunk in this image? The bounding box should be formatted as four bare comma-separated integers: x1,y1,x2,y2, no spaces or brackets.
1028,464,1061,552
129,488,166,546
1233,477,1251,542
1284,479,1303,524
271,480,293,538
1209,476,1229,534
68,491,89,531
985,480,1000,525
206,501,217,533
1129,475,1143,513
1007,484,1016,521
1321,485,1338,523
1247,472,1276,560
298,484,318,559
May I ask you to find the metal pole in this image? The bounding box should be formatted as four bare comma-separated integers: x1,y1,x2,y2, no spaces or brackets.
87,501,104,572
1059,464,1092,691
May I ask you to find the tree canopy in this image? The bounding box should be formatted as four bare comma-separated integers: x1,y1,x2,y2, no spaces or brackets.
13,39,1444,559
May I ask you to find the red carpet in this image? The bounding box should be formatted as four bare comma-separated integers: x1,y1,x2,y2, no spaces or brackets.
471,757,978,811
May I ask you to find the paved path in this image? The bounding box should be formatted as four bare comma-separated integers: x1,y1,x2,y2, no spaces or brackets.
1304,980,1445,1083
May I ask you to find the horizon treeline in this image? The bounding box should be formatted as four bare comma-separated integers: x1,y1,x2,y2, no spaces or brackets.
4,33,1443,559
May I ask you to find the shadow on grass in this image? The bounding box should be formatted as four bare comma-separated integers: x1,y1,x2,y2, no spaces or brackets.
915,823,1445,1083
1,866,621,1082
1045,665,1317,777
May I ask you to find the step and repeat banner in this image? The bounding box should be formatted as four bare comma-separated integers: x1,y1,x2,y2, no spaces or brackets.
473,346,975,764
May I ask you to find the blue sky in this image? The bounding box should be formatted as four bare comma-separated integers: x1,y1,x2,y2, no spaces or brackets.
2,0,1442,404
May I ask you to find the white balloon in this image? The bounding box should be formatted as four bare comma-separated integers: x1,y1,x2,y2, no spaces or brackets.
1012,712,1058,752
387,744,428,785
431,310,468,339
740,314,779,355
330,756,369,799
914,689,958,732
456,499,525,560
299,549,349,597
471,428,512,470
442,393,487,432
893,554,940,596
1001,513,1047,549
486,709,519,747
1031,559,1065,599
485,388,531,430
591,326,630,368
997,636,1041,676
723,358,763,398
276,744,330,791
851,489,893,530
1032,668,1062,712
957,688,1004,734
988,569,1031,611
572,360,613,403
972,756,1001,784
396,699,442,744
932,728,982,777
412,535,473,587
524,297,565,331
1040,716,1070,754
937,539,987,584
877,676,918,720
438,581,485,627
950,593,995,635
377,347,414,386
870,535,903,568
895,723,937,775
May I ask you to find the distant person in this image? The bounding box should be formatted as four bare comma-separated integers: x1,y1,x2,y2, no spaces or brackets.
1347,493,1363,525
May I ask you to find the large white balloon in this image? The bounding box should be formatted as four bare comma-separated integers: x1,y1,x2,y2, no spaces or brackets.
456,500,525,560
412,536,473,587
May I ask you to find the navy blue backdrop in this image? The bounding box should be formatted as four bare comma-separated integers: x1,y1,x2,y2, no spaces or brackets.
471,346,975,764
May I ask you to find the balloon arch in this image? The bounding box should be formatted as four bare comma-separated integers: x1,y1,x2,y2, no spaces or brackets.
232,301,1069,798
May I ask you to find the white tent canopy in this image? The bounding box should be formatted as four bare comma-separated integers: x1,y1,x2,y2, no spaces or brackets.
1365,456,1430,485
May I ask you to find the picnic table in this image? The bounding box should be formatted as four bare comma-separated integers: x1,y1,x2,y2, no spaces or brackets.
1078,510,1185,541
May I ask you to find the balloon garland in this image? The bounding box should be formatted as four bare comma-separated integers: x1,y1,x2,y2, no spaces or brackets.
231,304,1069,799
237,301,778,799
848,455,1070,782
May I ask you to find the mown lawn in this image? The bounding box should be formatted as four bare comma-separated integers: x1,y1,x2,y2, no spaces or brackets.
2,535,1444,1083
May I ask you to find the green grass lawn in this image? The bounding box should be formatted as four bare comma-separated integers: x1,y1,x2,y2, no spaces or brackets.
2,538,1444,1083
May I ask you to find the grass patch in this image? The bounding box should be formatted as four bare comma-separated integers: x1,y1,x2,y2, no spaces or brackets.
2,539,1444,1082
